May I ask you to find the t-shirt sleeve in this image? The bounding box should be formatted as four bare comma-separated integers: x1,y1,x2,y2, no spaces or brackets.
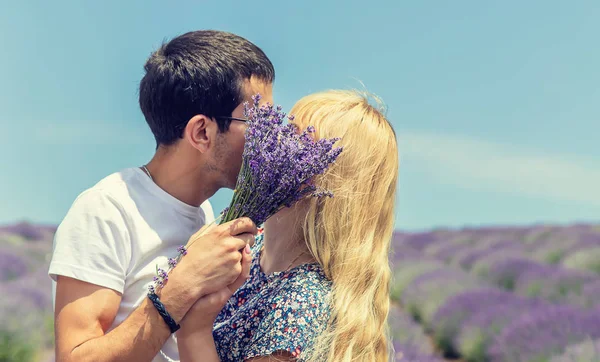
200,200,215,224
243,282,331,361
48,189,131,294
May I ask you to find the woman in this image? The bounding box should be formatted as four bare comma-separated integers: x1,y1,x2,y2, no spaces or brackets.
177,90,399,362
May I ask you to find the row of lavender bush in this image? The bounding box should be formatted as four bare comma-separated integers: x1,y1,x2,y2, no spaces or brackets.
3,222,600,361
389,224,600,362
1,223,446,362
0,223,55,362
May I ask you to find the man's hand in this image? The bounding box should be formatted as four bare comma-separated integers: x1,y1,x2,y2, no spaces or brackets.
178,241,253,334
160,217,257,322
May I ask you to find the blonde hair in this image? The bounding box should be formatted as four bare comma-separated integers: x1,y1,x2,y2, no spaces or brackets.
291,90,399,361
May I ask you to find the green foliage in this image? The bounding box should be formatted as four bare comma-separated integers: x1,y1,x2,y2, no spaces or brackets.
562,247,600,274
0,330,36,362
390,260,442,301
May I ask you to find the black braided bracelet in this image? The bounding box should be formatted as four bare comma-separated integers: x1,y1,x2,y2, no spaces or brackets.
147,292,180,333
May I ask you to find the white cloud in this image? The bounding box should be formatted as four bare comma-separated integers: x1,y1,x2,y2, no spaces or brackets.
399,131,600,206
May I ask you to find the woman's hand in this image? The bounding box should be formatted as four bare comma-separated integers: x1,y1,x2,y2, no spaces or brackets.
178,243,252,334
176,243,252,362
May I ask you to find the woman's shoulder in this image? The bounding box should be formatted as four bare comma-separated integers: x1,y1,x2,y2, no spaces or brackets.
284,268,330,291
266,265,332,319
250,229,332,314
283,264,331,294
244,265,332,361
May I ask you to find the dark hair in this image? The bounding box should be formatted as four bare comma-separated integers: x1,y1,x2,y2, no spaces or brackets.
139,30,275,146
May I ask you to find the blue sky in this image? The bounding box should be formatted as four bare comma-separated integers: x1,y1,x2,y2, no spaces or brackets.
1,1,599,231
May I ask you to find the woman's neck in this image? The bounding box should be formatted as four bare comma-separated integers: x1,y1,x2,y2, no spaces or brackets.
261,209,315,275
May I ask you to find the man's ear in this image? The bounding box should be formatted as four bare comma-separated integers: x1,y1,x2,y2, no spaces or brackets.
184,115,217,153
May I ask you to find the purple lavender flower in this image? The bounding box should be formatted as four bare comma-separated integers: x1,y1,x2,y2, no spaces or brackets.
0,221,46,240
530,239,579,264
513,266,597,303
401,268,486,325
582,281,600,308
5,267,53,310
156,268,169,285
0,249,28,281
521,225,557,246
471,251,533,280
390,259,445,301
390,243,427,263
566,280,600,309
391,339,445,362
394,232,441,251
560,236,600,260
425,241,473,263
488,305,600,362
177,245,188,256
452,240,521,270
456,298,549,362
524,227,577,253
527,226,599,264
486,258,548,290
220,95,343,225
429,287,520,356
388,306,436,355
0,269,54,348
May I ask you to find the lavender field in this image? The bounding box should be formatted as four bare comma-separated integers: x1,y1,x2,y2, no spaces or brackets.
392,224,600,362
0,223,55,362
2,222,600,361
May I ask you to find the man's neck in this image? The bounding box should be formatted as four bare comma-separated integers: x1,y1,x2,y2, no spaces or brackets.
143,146,219,208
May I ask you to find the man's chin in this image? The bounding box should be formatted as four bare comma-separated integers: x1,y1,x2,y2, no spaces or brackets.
226,179,238,190
227,170,241,189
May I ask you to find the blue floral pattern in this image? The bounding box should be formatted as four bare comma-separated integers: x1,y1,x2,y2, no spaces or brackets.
213,232,332,361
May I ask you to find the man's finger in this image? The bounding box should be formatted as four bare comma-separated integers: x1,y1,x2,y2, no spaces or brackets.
230,232,257,251
222,217,257,236
186,222,218,248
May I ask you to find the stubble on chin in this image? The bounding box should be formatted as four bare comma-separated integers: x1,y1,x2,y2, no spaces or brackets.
209,137,240,189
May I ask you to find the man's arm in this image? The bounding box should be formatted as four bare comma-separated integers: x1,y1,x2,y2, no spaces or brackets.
54,275,193,362
54,217,257,362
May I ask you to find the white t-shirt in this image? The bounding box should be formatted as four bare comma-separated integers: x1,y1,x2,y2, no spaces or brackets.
48,167,215,362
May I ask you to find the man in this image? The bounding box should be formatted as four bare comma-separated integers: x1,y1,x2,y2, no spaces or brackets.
48,30,275,362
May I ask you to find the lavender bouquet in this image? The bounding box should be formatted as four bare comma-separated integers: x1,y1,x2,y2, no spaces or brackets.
150,94,342,292
219,94,343,225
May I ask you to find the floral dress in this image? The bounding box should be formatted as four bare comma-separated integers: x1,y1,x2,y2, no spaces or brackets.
213,232,332,361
